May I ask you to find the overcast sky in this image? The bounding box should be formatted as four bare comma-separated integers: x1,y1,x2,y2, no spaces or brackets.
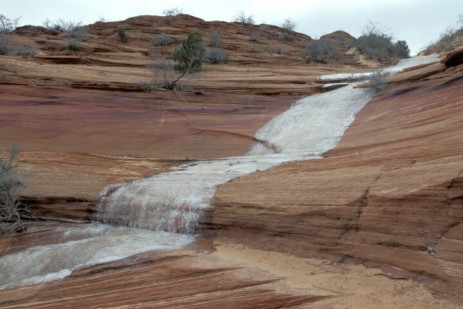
2,0,461,55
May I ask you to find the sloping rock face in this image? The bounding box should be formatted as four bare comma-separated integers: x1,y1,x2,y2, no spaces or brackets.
212,72,463,301
2,13,462,307
0,85,294,221
0,15,374,222
2,15,374,95
0,246,323,308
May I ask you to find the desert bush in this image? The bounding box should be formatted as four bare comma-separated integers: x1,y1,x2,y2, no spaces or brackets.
249,31,262,43
355,22,410,61
62,25,89,51
152,33,172,46
117,25,128,43
0,145,25,233
209,29,222,48
305,39,342,63
205,47,229,64
0,15,20,33
234,11,255,26
394,40,410,58
64,39,81,51
281,18,296,32
43,19,82,34
0,15,20,55
149,32,204,91
426,27,461,54
68,25,89,42
149,55,179,90
163,7,183,16
16,45,38,57
355,30,395,61
0,35,12,55
269,45,286,55
149,52,195,92
279,32,295,42
433,28,456,52
367,69,389,91
0,34,38,56
173,32,205,72
424,13,463,54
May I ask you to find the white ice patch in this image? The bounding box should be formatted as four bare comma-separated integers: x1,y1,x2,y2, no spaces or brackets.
247,83,374,155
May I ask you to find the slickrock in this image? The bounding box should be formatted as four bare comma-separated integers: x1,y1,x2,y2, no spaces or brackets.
212,69,463,302
0,85,294,220
0,228,325,309
1,13,462,308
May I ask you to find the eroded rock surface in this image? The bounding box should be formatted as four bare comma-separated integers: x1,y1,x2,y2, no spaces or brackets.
0,13,462,308
212,70,463,302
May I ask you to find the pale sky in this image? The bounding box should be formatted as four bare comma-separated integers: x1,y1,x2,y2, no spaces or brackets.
2,0,462,55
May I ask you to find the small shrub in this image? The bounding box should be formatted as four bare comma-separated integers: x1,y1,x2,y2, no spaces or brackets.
205,48,229,64
0,35,38,56
151,32,205,91
152,33,172,46
426,27,457,54
0,145,25,233
279,32,295,42
394,40,410,58
356,33,394,61
16,46,38,58
65,39,81,51
149,51,194,92
234,11,255,26
68,25,89,42
209,29,222,48
0,35,12,55
281,18,296,32
367,69,389,91
249,31,262,43
269,45,286,55
425,13,463,54
150,58,178,90
0,15,20,33
43,19,82,33
305,39,342,63
117,25,128,43
355,22,410,61
163,7,183,16
173,32,205,72
61,25,89,51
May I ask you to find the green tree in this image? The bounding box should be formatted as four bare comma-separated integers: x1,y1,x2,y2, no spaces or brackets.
394,40,410,58
150,32,205,91
355,22,410,61
173,32,205,73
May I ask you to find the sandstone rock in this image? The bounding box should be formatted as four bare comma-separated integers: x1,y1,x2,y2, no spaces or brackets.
212,74,463,302
1,13,462,307
441,48,463,67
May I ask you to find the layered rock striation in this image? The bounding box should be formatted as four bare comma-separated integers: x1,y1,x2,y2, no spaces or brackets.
212,62,463,301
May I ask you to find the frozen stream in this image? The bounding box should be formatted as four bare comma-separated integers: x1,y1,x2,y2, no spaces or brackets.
0,55,439,289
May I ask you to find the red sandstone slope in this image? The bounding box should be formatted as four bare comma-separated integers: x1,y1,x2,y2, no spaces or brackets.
0,15,373,203
2,14,373,94
0,14,462,308
212,53,463,302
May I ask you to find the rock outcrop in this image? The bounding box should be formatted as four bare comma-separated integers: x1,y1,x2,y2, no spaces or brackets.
212,66,463,302
1,13,462,308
